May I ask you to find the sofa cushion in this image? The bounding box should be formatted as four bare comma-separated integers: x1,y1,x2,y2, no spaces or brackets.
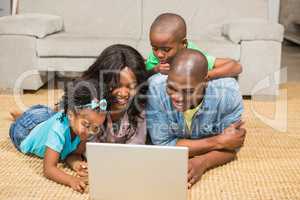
222,19,284,43
191,36,241,60
37,57,96,71
37,33,138,57
0,13,63,38
19,0,142,38
137,35,240,61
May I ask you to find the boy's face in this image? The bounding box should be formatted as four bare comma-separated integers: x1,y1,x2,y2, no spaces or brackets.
150,32,186,65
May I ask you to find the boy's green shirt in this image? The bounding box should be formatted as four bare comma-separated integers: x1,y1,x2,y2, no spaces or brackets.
145,40,216,71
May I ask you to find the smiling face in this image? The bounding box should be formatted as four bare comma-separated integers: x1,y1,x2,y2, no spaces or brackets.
68,109,106,141
166,72,206,112
150,31,186,65
110,67,138,111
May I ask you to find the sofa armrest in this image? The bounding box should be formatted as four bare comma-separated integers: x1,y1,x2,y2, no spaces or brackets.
222,19,284,44
0,13,63,38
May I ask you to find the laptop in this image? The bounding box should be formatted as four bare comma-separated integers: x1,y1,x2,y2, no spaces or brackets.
86,143,188,200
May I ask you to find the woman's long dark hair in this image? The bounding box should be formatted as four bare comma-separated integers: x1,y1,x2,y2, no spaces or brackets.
81,44,149,129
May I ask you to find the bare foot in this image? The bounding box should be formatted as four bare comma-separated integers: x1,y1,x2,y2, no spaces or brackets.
9,110,23,121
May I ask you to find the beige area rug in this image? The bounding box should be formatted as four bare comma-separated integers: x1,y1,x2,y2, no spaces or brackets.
0,83,300,200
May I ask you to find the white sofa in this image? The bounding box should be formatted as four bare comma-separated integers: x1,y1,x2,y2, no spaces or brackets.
0,0,284,95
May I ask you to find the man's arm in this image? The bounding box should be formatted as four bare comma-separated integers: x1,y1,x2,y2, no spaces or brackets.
188,150,236,188
207,58,242,80
179,80,245,157
146,77,178,146
176,121,246,157
176,136,220,157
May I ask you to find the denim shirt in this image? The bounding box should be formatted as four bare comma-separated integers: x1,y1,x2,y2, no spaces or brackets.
146,74,244,146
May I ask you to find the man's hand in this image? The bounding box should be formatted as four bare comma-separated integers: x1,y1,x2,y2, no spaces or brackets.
187,157,206,189
69,176,88,193
187,150,237,189
154,63,170,74
216,121,246,150
73,161,88,177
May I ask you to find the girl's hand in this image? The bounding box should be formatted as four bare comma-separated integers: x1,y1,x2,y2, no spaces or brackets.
43,147,88,192
65,153,88,176
73,161,88,177
69,176,88,193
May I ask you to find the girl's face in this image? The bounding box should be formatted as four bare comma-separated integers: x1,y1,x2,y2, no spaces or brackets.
68,109,106,140
111,67,138,110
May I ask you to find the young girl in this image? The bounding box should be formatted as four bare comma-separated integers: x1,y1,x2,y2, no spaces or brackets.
66,44,150,176
9,79,108,193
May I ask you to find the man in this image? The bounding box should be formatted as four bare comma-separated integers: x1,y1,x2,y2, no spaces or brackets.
146,49,246,188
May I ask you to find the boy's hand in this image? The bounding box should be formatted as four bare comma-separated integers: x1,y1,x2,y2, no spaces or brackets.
69,177,88,193
154,63,170,74
216,121,246,150
73,161,88,177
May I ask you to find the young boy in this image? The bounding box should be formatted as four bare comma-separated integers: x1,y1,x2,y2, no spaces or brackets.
146,13,242,79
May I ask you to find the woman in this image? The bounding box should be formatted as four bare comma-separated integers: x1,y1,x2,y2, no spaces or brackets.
67,44,150,176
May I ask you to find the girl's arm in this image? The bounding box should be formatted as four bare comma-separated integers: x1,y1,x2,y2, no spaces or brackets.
65,153,88,177
43,147,87,193
207,58,242,80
